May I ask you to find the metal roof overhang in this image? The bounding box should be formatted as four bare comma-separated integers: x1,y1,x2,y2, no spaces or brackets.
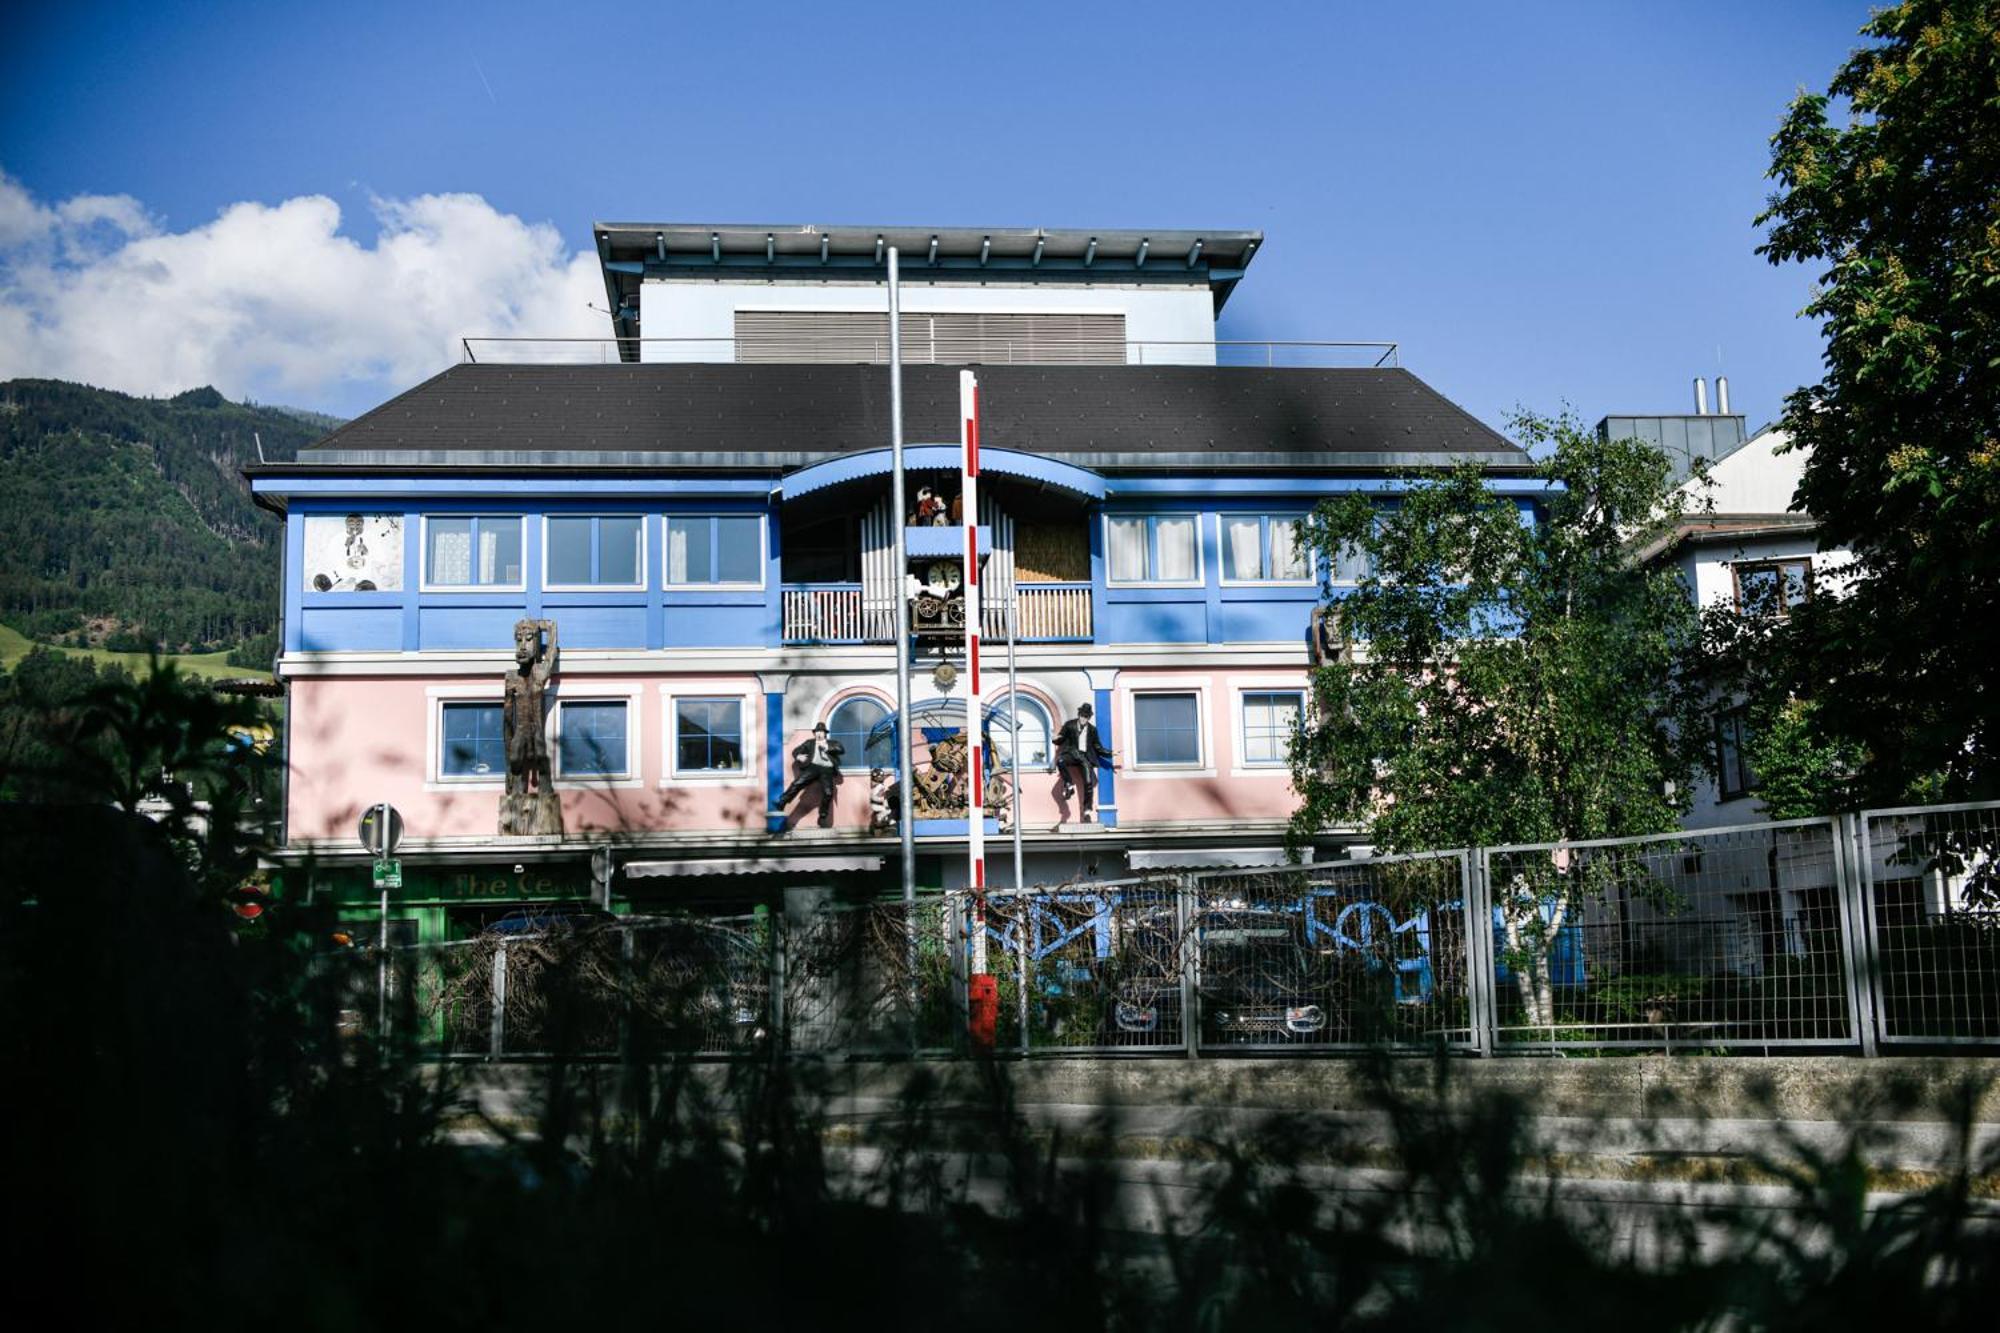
592,223,1265,354
623,854,884,879
780,445,1105,503
1126,847,1316,870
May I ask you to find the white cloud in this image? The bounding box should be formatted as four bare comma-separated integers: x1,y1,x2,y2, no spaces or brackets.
0,169,604,410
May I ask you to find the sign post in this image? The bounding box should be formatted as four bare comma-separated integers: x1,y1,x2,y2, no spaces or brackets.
357,802,404,1037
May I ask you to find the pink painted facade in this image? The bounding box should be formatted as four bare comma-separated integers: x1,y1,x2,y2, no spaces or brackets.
287,674,769,844
285,666,1308,847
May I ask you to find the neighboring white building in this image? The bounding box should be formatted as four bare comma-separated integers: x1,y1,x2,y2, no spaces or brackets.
1612,388,1854,832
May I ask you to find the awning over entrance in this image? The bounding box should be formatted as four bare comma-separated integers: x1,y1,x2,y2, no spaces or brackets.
779,445,1105,502
622,854,884,879
1125,847,1316,871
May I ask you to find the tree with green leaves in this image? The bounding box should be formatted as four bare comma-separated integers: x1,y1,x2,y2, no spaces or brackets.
1755,0,2000,802
1290,413,1711,1024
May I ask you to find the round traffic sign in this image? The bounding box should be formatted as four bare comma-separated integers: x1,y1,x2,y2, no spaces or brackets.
358,804,405,858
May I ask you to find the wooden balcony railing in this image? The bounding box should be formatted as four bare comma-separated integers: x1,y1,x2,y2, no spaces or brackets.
783,582,1095,645
1001,583,1093,641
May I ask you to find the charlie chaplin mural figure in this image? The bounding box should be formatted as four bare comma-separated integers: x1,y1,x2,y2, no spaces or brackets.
1053,702,1114,824
779,722,846,828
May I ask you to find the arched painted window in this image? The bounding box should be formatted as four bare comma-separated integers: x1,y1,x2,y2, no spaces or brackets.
827,695,893,770
987,693,1053,769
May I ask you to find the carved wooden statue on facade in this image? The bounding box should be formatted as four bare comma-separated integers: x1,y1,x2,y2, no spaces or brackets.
500,617,564,836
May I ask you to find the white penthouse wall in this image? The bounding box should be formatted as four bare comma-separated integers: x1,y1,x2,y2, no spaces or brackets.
638,279,1218,364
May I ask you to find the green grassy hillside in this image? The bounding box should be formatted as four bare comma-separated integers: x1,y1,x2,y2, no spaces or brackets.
0,622,270,681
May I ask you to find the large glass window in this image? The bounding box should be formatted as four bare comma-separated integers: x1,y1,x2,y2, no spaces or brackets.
546,515,642,588
1241,691,1303,767
1132,692,1202,768
1733,559,1810,617
425,516,523,588
1221,514,1312,583
988,694,1052,769
441,701,505,778
827,696,893,770
667,515,764,587
1716,709,1758,800
675,697,745,773
1106,514,1200,585
557,700,630,777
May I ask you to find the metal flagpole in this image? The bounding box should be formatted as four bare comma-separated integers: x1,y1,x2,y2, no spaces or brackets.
960,371,986,978
887,250,918,993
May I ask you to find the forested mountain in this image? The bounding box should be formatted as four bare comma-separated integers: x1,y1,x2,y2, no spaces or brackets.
0,380,336,656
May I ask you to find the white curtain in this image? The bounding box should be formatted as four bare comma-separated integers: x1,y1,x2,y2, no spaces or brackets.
668,519,693,584
1156,516,1196,582
1108,517,1148,582
1225,517,1263,580
431,524,471,585
1268,518,1308,581
476,525,503,583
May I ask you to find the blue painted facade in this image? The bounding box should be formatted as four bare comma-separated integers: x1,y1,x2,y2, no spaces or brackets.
261,474,1545,655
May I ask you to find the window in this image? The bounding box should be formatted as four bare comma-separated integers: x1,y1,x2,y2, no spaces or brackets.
1241,691,1303,767
424,516,523,588
1715,708,1758,800
988,693,1052,769
557,700,630,778
1221,515,1312,583
1733,559,1810,617
545,515,643,588
675,697,745,773
1132,692,1202,767
827,695,893,771
1106,514,1200,585
440,702,505,779
302,513,403,592
667,515,764,587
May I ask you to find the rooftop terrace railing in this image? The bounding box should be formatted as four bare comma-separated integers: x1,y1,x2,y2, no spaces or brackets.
458,336,1400,369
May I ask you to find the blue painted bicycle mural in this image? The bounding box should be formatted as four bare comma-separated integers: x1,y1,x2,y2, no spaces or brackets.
974,856,1540,1052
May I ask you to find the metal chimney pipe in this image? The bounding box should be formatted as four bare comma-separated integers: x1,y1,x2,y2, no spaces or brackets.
1716,376,1731,415
1692,377,1709,415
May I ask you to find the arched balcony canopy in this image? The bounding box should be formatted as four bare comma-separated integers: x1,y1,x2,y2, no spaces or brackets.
779,445,1105,504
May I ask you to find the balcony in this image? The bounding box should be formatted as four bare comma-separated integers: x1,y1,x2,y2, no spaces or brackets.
781,583,1092,645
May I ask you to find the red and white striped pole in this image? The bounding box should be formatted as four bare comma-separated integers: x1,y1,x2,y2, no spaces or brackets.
960,370,987,979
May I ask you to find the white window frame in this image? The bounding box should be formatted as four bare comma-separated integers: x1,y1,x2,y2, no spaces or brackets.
987,688,1058,772
1118,677,1213,777
551,688,643,787
418,514,528,593
659,686,761,787
1230,677,1309,776
1217,513,1316,586
663,513,768,591
1103,512,1205,588
541,513,648,593
823,690,896,773
426,684,506,789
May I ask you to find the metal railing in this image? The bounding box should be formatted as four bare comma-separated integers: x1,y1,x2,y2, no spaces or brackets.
459,336,1401,370
322,800,2000,1059
781,585,1093,644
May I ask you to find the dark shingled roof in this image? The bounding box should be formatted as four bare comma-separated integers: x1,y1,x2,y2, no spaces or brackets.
297,363,1525,469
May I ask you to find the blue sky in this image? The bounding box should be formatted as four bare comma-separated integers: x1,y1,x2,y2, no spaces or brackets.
0,1,1868,429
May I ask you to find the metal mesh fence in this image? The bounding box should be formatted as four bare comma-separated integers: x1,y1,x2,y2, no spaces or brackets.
314,803,2000,1060
1484,820,1856,1051
981,878,1187,1053
784,898,961,1055
1187,854,1475,1051
1861,802,2000,1045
